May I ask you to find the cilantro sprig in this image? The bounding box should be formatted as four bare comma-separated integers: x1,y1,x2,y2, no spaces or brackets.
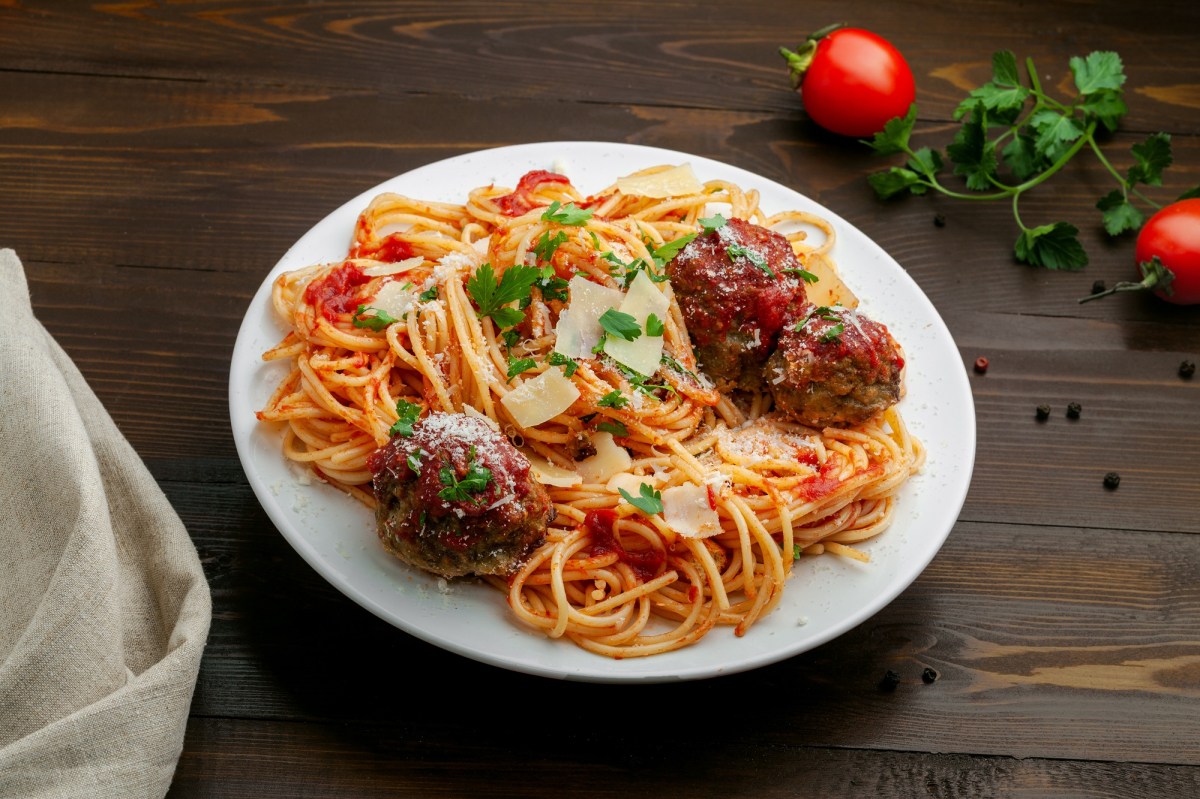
865,50,1200,270
466,262,540,329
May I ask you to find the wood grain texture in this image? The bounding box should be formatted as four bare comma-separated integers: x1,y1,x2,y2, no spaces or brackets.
3,0,1200,794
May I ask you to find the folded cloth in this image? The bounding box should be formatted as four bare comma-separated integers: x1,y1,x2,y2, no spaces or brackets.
0,250,212,799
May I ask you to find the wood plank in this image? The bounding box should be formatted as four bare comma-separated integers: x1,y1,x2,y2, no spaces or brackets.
3,1,1199,134
181,508,1200,764
5,72,1200,324
167,715,1200,798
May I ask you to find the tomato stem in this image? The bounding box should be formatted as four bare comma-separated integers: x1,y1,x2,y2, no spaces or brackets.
1078,256,1176,303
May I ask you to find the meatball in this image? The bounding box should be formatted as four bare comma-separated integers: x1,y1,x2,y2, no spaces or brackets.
667,217,809,391
766,304,904,427
366,412,553,578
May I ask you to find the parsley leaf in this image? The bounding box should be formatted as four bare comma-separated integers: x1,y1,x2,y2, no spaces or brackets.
532,230,569,263
862,104,917,156
953,50,1029,126
352,304,398,331
644,313,665,337
1014,222,1088,270
947,105,999,190
466,262,540,329
598,308,642,342
437,446,493,504
507,357,536,380
547,351,579,377
389,399,422,437
597,390,629,409
1029,109,1084,163
727,242,776,278
868,167,925,200
418,286,438,302
783,267,820,284
650,233,697,266
541,201,593,226
534,265,569,303
1126,132,1172,187
1081,88,1127,133
406,451,423,475
1001,131,1043,181
698,213,727,233
597,419,628,437
819,323,845,344
1070,51,1126,95
1095,190,1144,236
619,483,663,516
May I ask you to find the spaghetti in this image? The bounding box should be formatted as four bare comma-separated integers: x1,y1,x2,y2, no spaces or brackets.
257,164,924,658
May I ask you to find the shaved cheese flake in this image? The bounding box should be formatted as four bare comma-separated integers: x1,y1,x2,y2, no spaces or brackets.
606,472,661,496
553,276,625,360
661,484,722,539
803,257,859,309
603,270,669,375
524,450,582,488
616,164,703,199
501,368,580,428
576,432,632,484
362,255,423,277
366,279,415,319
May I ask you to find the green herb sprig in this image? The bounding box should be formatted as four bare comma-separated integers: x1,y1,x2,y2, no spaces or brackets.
865,50,1200,270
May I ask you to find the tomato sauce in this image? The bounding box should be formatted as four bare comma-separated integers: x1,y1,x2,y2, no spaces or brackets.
304,263,371,321
350,233,415,263
583,509,665,582
493,170,570,216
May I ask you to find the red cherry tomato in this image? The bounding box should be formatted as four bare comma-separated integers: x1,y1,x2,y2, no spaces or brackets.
781,27,915,138
1135,198,1200,304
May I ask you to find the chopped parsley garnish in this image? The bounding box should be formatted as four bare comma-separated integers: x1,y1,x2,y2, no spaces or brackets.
389,399,422,437
698,213,727,234
614,361,676,398
418,286,439,302
619,483,663,516
596,419,628,437
500,328,522,349
547,351,579,377
819,323,845,344
793,543,802,561
406,451,423,475
644,313,665,337
540,200,593,226
588,230,602,250
795,306,842,331
597,390,629,409
466,262,540,329
532,230,569,263
598,308,642,342
661,353,698,381
352,304,398,331
650,233,697,265
437,446,492,504
783,267,821,284
507,356,536,380
535,265,569,303
727,242,776,278
602,251,668,289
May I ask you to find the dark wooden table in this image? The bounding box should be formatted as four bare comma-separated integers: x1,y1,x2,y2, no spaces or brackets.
4,1,1199,796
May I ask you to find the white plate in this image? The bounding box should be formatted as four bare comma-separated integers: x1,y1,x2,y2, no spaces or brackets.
229,141,975,682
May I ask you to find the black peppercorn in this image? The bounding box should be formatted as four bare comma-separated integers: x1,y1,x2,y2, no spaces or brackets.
1104,472,1120,489
1066,402,1082,419
933,213,946,227
921,667,939,684
879,669,901,691
1091,279,1106,295
1181,361,1196,380
1036,404,1051,421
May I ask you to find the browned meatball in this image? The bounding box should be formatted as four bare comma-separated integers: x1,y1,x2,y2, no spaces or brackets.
766,304,904,427
366,412,552,578
667,217,809,391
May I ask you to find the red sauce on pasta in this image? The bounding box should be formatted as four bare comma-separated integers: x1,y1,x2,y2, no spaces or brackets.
493,170,571,216
304,263,371,320
584,508,665,582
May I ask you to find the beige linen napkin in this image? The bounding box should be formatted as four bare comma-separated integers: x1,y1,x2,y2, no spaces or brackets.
0,250,212,798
